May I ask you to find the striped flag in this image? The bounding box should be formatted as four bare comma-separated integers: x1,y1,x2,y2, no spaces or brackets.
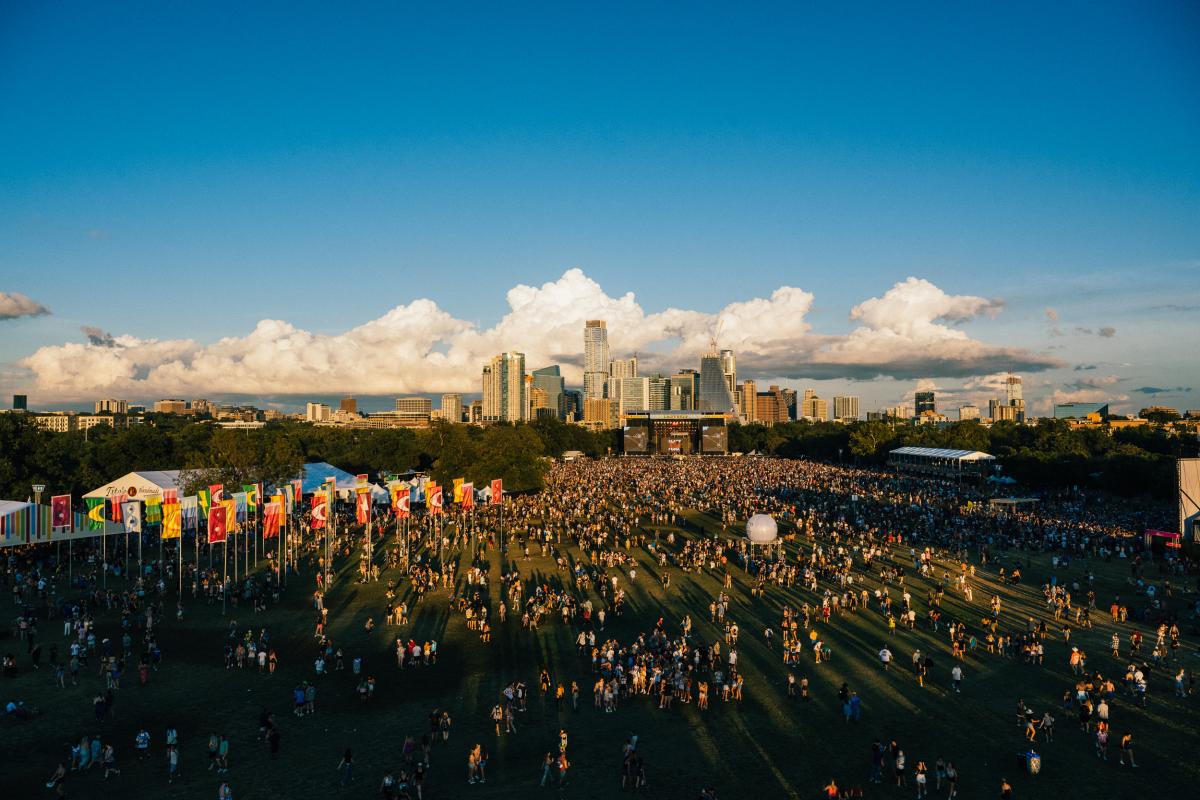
162,501,181,539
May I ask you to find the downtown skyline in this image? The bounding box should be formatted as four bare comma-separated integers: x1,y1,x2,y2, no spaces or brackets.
1,3,1197,415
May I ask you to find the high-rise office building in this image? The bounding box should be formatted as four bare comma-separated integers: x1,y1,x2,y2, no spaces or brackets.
154,399,188,414
395,397,432,415
698,353,736,412
741,380,758,422
755,385,790,424
833,396,860,421
562,390,582,422
305,402,331,422
339,397,358,414
670,370,699,410
647,375,670,411
781,388,797,420
611,376,650,416
915,391,936,415
531,365,566,419
609,357,638,381
959,404,981,421
720,349,737,397
481,352,527,422
440,394,463,423
12,394,27,411
1005,374,1023,404
95,398,128,414
801,389,829,421
583,320,610,400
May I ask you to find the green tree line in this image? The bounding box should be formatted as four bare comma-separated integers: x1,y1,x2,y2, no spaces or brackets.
0,414,617,501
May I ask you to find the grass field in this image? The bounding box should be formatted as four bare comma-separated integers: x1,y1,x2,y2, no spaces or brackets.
4,510,1198,800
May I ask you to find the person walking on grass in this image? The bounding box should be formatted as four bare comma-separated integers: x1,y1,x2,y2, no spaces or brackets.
1119,733,1138,767
337,748,354,785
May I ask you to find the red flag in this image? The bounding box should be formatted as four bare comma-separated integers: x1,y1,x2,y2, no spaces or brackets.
356,473,368,485
209,484,224,503
490,479,503,506
110,494,124,523
428,484,444,516
207,505,228,544
311,493,327,530
292,479,303,502
395,492,410,519
461,482,474,509
262,502,282,539
163,488,179,505
51,495,72,529
355,489,370,524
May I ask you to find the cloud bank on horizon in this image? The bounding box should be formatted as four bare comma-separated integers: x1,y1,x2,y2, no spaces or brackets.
16,269,1060,401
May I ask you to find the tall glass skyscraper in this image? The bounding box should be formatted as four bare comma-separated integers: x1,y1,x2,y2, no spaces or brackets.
698,354,736,412
583,320,609,400
482,351,527,422
531,365,565,419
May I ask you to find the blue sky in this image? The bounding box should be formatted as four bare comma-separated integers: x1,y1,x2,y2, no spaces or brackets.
1,2,1197,413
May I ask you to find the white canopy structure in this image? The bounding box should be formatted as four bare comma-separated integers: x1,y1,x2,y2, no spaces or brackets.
84,470,182,501
887,447,995,478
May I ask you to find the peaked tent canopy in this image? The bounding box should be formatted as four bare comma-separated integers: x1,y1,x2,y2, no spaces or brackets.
301,462,388,501
84,470,182,501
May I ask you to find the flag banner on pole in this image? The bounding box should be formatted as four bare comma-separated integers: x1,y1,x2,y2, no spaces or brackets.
207,505,228,544
121,501,142,533
110,494,124,523
283,484,294,513
311,493,327,530
233,491,248,524
198,488,212,515
242,484,259,511
163,488,179,505
209,484,224,504
51,495,72,529
461,482,474,509
428,484,444,515
145,496,162,524
162,501,181,539
490,478,503,506
395,491,410,519
453,478,464,504
292,479,303,503
356,473,368,485
414,476,426,502
222,500,237,533
85,498,106,531
263,501,282,538
181,496,199,531
355,488,370,524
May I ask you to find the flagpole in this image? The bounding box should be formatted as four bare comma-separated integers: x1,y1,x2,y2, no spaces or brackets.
222,537,228,616
102,524,107,590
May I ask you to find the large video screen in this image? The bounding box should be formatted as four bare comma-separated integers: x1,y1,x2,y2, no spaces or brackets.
623,425,649,453
701,424,727,453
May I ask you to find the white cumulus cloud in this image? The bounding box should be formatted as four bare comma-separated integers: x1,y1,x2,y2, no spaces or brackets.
15,269,1059,401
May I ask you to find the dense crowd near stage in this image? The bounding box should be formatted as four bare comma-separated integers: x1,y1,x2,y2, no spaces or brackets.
4,456,1196,799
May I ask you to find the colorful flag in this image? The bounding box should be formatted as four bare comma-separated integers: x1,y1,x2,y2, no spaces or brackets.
198,488,212,515
242,484,259,511
490,478,503,506
110,494,124,523
263,501,282,538
51,495,72,529
395,490,410,519
162,501,181,539
163,488,179,505
292,479,303,504
356,473,368,485
428,484,444,515
121,501,142,533
453,478,464,504
222,500,236,533
355,488,370,524
207,505,228,543
461,482,474,509
181,496,199,531
145,496,162,524
311,493,327,530
209,484,224,504
233,491,249,524
85,497,106,531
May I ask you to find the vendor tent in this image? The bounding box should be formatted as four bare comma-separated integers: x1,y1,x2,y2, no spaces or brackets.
84,470,181,501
